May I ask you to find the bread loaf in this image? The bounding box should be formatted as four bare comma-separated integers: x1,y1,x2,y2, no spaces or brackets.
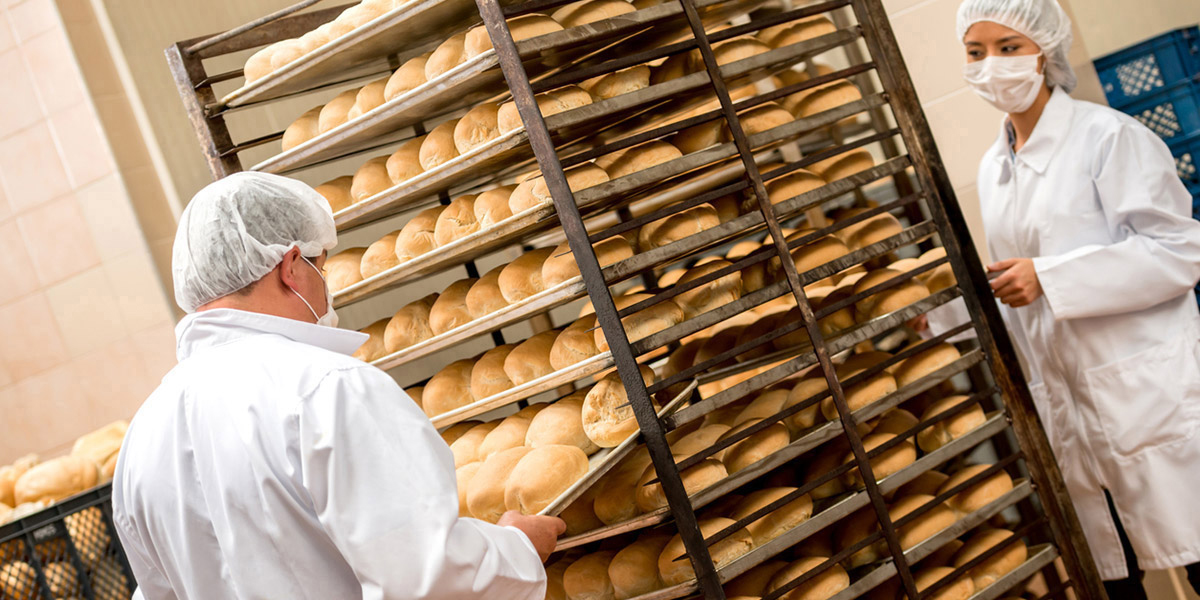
894,343,961,388
323,248,367,292
871,408,919,437
819,351,897,420
506,444,590,514
551,316,601,371
780,376,826,433
909,567,975,600
351,156,393,202
564,551,617,600
478,405,546,460
604,141,683,179
315,176,354,213
456,463,483,517
429,278,477,335
582,64,650,100
731,388,789,427
635,458,727,512
638,204,720,251
671,119,725,154
917,395,986,452
848,213,903,251
594,294,685,353
498,85,593,133
243,45,276,84
811,149,875,182
658,518,753,585
473,185,517,227
419,119,461,171
360,231,402,279
788,80,862,120
347,77,388,120
954,528,1027,589
470,344,516,399
593,448,653,524
72,422,126,472
759,15,837,48
268,39,305,72
405,386,424,411
394,205,445,261
582,365,655,447
730,487,813,547
842,432,916,488
526,390,600,454
317,88,360,134
386,136,426,184
425,32,468,80
853,268,931,321
352,318,390,362
836,507,884,567
509,162,610,213
939,464,1014,515
422,358,476,418
13,456,99,505
497,246,557,303
467,446,533,523
673,260,742,319
712,37,771,65
651,50,699,84
282,106,323,151
383,293,438,353
385,53,431,101
895,469,949,499
889,494,956,550
454,103,502,155
464,14,565,59
433,194,480,246
783,231,851,285
765,556,849,600
504,329,560,386
721,420,790,473
466,265,510,318
553,0,636,27
543,237,633,288
609,532,672,600
736,102,794,137
766,169,825,204
449,422,498,466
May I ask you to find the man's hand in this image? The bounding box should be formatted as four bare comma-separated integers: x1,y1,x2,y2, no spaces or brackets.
989,258,1043,308
498,511,566,562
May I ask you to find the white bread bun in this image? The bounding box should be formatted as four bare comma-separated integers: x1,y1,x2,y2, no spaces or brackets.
466,265,509,318
509,162,610,213
553,0,636,27
721,420,790,473
594,294,685,353
939,464,1014,515
889,493,957,550
449,422,499,466
505,444,589,514
909,567,976,600
498,85,593,133
634,458,727,512
323,247,367,292
347,77,388,120
551,316,601,371
759,16,837,48
471,344,516,399
712,37,771,66
954,528,1027,589
603,140,683,179
478,405,545,459
564,550,617,600
351,156,393,202
842,432,916,488
527,390,600,454
788,80,863,121
638,204,720,251
315,176,354,213
782,376,827,432
318,88,360,133
386,136,426,184
582,365,655,447
894,343,961,388
429,278,476,335
819,351,897,421
870,408,919,437
384,53,430,101
456,462,483,517
454,102,502,154
560,484,604,535
735,102,794,137
474,185,517,226
673,260,743,319
546,558,573,600
658,518,753,585
853,269,931,321
498,247,556,303
811,149,875,182
466,446,533,523
504,329,560,385
422,358,475,417
725,560,789,597
360,231,402,279
425,32,467,80
243,45,277,83
670,424,731,460
582,65,651,101
729,487,813,547
766,169,825,204
593,448,653,524
784,231,852,285
405,386,424,411
440,421,478,447
419,118,461,171
895,470,949,499
670,119,724,154
282,106,322,151
433,194,480,246
917,395,986,452
268,39,305,71
394,205,446,261
609,531,673,599
765,556,849,600
464,14,565,58
12,456,99,505
543,236,633,287
731,388,790,427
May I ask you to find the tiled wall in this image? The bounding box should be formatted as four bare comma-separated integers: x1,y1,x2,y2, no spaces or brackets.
0,0,177,464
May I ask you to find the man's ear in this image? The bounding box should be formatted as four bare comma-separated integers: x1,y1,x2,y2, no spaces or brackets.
277,247,304,291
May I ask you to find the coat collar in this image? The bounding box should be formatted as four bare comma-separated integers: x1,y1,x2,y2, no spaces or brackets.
991,86,1075,175
175,308,369,362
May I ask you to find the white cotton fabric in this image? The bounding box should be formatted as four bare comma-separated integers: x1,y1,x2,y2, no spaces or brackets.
172,172,338,312
956,0,1078,92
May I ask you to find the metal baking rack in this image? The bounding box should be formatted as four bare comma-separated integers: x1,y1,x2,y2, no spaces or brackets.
169,1,1108,598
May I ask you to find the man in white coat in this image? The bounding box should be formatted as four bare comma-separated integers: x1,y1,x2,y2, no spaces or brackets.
111,172,563,599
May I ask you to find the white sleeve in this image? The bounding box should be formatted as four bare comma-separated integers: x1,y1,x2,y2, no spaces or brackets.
1033,121,1200,320
111,512,178,600
297,365,546,600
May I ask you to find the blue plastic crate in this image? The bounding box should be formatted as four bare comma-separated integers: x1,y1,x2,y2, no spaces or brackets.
1119,79,1200,143
1095,26,1200,108
1169,133,1200,189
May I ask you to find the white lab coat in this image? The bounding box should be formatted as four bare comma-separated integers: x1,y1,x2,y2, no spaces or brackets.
975,87,1200,579
111,308,546,599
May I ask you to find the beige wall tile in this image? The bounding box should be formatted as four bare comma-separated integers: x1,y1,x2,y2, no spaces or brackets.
0,48,43,139
92,94,151,170
103,250,171,333
924,87,1003,189
75,174,144,260
70,337,153,426
0,220,40,304
6,363,92,460
48,101,115,187
0,386,28,463
45,264,128,357
0,122,71,212
121,165,177,243
0,8,13,53
0,359,11,388
9,0,58,43
0,179,10,221
17,193,99,285
0,291,69,379
887,0,966,104
883,0,931,15
148,235,179,317
131,320,177,385
21,27,86,115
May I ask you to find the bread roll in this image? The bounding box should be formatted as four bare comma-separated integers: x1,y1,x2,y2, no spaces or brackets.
547,557,573,600
925,262,957,293
582,365,655,447
406,386,425,411
651,49,699,84
425,32,468,79
506,444,590,514
323,248,367,292
658,518,753,585
351,156,393,202
503,329,560,386
383,293,437,353
433,194,480,246
359,231,402,279
842,432,916,488
722,421,790,473
551,316,601,371
509,162,610,213
422,358,476,417
268,39,305,72
847,213,903,251
12,456,98,505
634,458,727,512
781,376,827,433
282,106,323,151
419,119,461,171
243,45,276,84
836,507,884,568
895,470,949,499
560,484,604,535
594,294,685,353
889,493,956,550
553,0,636,27
939,464,1014,515
783,231,851,285
766,169,825,204
385,53,430,100
730,487,813,547
759,15,837,48
352,318,390,362
347,77,388,120
604,141,683,179
386,136,426,183
871,408,919,437
815,351,896,421
954,528,1027,589
673,260,742,320
449,422,499,466
894,343,961,388
317,88,360,134
610,532,672,599
725,560,789,597
594,448,653,524
853,269,931,321
429,278,477,335
564,550,617,600
713,37,771,66
456,463,483,517
454,103,502,155
543,237,634,287
471,344,516,399
736,102,794,137
464,14,565,58
498,85,594,133
730,388,789,427
811,149,875,182
909,566,976,600
479,405,545,459
671,424,732,460
526,390,600,453
788,80,862,120
0,561,37,599
765,556,849,600
466,265,510,318
917,395,986,452
467,446,533,523
441,421,479,447
498,246,556,303
638,204,720,251
395,205,445,261
582,65,650,101
315,176,355,213
474,185,517,227
72,422,126,471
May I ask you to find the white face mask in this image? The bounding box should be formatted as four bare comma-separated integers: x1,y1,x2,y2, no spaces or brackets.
290,256,339,328
963,54,1045,114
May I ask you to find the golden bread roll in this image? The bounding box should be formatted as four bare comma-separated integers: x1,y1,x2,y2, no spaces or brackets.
282,106,323,151
594,448,653,524
474,185,517,226
0,457,36,508
347,77,388,120
848,213,903,251
456,463,483,517
384,53,431,101
553,0,636,27
386,136,426,184
692,325,744,370
651,50,699,84
470,344,516,399
318,88,360,133
733,311,789,362
351,156,393,202
673,260,742,320
889,493,957,550
634,458,727,512
787,79,863,122
449,422,498,466
816,351,896,420
352,318,390,362
583,64,651,100
315,176,354,213
871,408,919,437
551,316,601,371
498,85,594,133
441,421,479,447
603,141,683,179
638,204,720,251
836,507,885,568
0,561,37,599
729,487,813,547
759,15,837,48
766,556,849,600
505,444,590,514
546,557,573,600
609,532,673,599
853,268,931,321
466,265,510,318
954,528,1027,589
425,32,467,80
658,518,753,585
804,439,851,500
582,365,655,447
725,560,789,597
908,567,976,600
766,169,825,204
732,388,790,427
383,293,438,353
394,205,445,261
811,149,875,182
504,329,560,386
498,246,557,303
405,386,424,411
527,390,600,454
509,162,610,213
429,277,477,335
12,456,98,505
593,294,685,353
721,421,790,473
268,39,305,71
454,103,502,155
72,422,127,472
917,395,986,452
939,464,1014,515
422,358,476,417
924,262,957,293
243,45,276,83
894,343,961,388
564,550,617,600
842,432,916,487
670,424,731,460
782,230,851,285
735,102,794,137
560,485,604,535
419,118,461,171
895,470,949,499
433,194,480,246
479,405,546,459
543,237,634,287
323,248,367,292
464,14,565,59
712,36,771,66
466,446,533,523
782,376,827,432
360,231,402,279
670,119,725,154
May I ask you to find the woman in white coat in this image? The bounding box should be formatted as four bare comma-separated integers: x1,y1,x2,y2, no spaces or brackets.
955,0,1200,596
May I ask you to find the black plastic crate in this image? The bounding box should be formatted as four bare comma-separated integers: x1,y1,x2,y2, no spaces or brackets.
1095,26,1200,108
0,484,135,600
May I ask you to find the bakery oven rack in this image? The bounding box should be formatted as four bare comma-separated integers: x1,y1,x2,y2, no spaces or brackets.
168,1,1107,599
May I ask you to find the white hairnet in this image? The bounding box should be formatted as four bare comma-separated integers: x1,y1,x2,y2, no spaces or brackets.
172,172,337,313
956,0,1077,92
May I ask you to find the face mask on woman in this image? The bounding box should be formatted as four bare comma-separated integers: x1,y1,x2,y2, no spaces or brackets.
963,54,1044,114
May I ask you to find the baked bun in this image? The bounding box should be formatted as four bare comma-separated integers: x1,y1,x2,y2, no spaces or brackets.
351,156,393,202
736,102,794,137
560,485,604,535
939,464,1014,515
504,329,560,385
894,343,961,388
498,85,593,133
759,15,837,48
609,532,673,599
811,149,875,182
526,390,600,454
456,463,483,517
440,421,478,447
429,277,477,335
394,205,446,261
954,528,1027,589
673,260,743,319
384,53,430,101
479,405,546,459
433,194,480,246
658,518,753,585
788,80,863,123
498,247,557,303
889,493,956,550
282,106,322,151
909,566,975,600
419,118,461,171
506,444,590,514
836,506,884,567
725,560,789,597
895,470,949,499
551,316,601,371
917,395,986,452
323,248,367,292
422,358,476,417
819,351,897,420
842,432,916,487
453,103,502,155
449,422,498,466
766,169,825,204
386,136,426,184
730,487,813,547
731,388,790,427
466,265,510,318
593,448,653,524
765,556,849,600
474,185,517,226
12,456,99,505
425,32,468,80
464,14,564,59
634,458,727,512
721,421,790,473
383,293,438,353
564,551,617,600
546,557,572,600
314,176,355,214
347,77,388,120
870,408,919,437
784,231,852,286
243,45,277,84
352,318,391,362
712,37,771,66
466,446,533,523
638,204,720,251
604,141,683,179
582,365,655,447
651,50,700,84
782,376,827,432
360,231,402,279
553,0,636,27
509,162,610,213
318,88,360,133
543,237,634,287
853,269,931,321
582,65,651,100
594,294,685,353
471,344,516,399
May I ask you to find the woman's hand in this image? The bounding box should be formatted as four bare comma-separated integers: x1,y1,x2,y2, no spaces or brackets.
989,258,1043,307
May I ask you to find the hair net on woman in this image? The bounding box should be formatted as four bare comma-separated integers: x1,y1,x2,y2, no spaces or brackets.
172,172,337,313
956,0,1078,92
